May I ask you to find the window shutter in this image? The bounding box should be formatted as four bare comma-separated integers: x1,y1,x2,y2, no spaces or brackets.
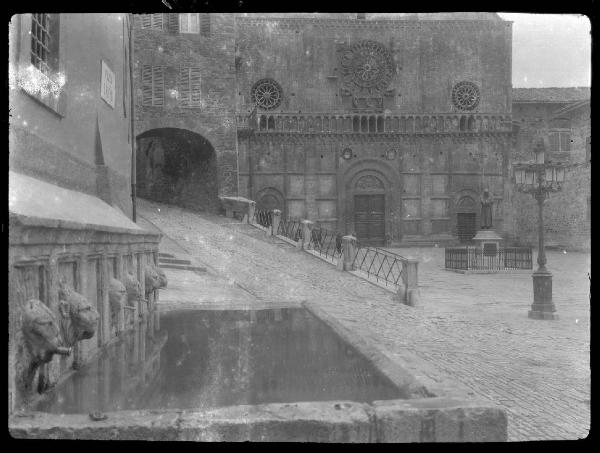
200,14,210,37
142,65,153,105
152,66,164,106
178,67,191,107
151,13,163,30
167,13,179,33
141,14,151,29
190,67,201,106
178,67,201,108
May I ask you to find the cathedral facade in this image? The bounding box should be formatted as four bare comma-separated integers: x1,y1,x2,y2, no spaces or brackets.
235,14,513,246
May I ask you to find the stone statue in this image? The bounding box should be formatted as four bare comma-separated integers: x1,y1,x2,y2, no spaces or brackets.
480,189,494,229
144,264,167,298
58,281,99,348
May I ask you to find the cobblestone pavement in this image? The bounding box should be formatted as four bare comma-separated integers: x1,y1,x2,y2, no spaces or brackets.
138,199,590,441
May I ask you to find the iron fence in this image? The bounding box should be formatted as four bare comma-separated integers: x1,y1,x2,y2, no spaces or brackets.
253,209,273,229
352,244,406,287
445,247,533,271
307,227,344,261
277,218,303,242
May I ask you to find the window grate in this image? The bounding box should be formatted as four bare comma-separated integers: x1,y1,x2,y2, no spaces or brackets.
30,13,51,74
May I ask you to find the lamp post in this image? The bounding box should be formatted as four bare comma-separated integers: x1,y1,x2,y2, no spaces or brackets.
513,138,566,320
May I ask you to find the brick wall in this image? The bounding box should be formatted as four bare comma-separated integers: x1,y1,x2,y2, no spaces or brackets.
133,13,238,203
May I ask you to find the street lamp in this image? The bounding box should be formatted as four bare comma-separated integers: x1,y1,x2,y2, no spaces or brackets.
513,138,566,320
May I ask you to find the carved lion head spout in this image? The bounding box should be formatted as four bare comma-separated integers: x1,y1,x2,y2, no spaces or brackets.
58,281,99,347
21,299,71,365
145,264,167,295
108,278,126,314
123,273,142,307
145,265,160,295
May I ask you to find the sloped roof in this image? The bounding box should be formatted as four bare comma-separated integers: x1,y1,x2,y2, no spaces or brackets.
553,99,590,117
512,87,590,103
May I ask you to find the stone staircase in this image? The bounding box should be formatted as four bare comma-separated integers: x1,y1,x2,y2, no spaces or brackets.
158,252,207,273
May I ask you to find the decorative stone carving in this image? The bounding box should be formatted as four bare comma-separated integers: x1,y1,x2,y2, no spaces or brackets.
58,281,99,348
108,278,126,314
355,175,384,191
123,273,143,307
155,266,168,288
20,299,71,396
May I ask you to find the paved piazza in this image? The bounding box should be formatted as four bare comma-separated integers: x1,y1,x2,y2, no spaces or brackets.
139,199,590,441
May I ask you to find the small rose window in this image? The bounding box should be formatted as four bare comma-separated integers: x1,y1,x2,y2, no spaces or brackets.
452,81,480,111
251,78,283,110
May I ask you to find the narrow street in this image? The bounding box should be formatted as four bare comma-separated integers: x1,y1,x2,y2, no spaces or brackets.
138,198,590,441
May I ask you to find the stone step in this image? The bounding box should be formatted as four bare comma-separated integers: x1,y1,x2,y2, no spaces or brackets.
158,252,176,258
160,263,207,272
159,258,193,265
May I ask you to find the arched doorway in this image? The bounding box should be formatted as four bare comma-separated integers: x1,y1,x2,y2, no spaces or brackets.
136,128,218,212
454,193,479,243
255,187,284,213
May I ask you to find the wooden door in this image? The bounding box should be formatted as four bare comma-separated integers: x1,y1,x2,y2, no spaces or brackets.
354,194,385,246
457,212,477,243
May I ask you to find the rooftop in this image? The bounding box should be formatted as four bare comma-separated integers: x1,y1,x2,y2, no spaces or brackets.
512,87,590,103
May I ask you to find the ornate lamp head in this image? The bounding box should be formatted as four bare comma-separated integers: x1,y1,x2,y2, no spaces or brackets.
534,138,546,164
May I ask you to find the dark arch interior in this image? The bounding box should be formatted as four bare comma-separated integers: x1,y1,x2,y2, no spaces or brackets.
136,128,219,212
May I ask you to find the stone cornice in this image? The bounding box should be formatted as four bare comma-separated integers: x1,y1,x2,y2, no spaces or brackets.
235,17,509,32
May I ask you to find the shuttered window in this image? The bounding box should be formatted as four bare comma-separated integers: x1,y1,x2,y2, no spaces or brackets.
200,13,211,36
178,67,201,108
142,65,164,106
179,13,199,33
140,14,164,30
549,131,571,153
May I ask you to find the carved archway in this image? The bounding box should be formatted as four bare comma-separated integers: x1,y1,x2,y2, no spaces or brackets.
338,158,402,244
255,187,284,213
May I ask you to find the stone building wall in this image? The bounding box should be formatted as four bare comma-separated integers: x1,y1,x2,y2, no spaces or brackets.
9,13,134,217
510,99,590,250
133,13,238,205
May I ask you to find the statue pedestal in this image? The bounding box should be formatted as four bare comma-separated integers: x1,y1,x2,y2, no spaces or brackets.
472,229,502,255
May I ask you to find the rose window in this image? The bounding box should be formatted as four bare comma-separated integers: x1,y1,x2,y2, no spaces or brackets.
339,40,394,92
452,81,480,111
251,78,283,110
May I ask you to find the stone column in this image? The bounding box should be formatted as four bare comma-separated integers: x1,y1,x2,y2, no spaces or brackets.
399,259,420,307
301,220,314,250
99,253,111,346
271,209,282,237
337,235,358,271
247,200,256,224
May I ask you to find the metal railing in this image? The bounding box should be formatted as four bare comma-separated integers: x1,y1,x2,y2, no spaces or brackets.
307,226,344,261
445,247,533,271
352,244,406,287
277,218,303,242
252,208,273,229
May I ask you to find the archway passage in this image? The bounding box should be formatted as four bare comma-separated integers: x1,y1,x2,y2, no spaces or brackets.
455,195,478,243
136,128,218,212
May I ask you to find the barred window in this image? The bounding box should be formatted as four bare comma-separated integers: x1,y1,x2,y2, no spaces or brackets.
30,14,59,75
177,67,201,108
179,13,199,34
141,65,164,106
140,14,164,30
